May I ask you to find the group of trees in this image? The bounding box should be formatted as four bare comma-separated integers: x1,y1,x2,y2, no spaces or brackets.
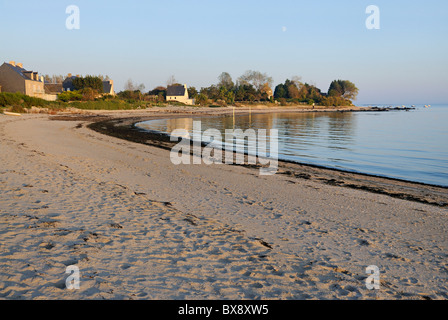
44,74,110,84
274,78,358,106
327,79,359,100
72,75,104,92
116,79,147,100
118,71,273,105
191,72,358,107
56,72,358,107
191,71,275,106
274,77,321,104
57,75,106,102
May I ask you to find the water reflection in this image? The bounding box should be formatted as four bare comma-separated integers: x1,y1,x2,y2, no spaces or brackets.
135,107,448,186
138,111,356,160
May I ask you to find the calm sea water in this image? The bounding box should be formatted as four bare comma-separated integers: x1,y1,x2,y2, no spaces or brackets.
136,105,448,187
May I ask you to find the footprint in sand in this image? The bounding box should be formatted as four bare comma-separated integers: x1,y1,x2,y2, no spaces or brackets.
384,253,410,262
356,239,370,246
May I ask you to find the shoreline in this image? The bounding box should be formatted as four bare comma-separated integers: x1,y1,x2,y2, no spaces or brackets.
50,106,447,208
131,122,447,190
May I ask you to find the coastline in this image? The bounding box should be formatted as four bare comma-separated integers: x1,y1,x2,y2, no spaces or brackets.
77,106,447,207
1,107,447,300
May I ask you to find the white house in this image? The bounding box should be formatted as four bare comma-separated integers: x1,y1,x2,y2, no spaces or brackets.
166,84,194,105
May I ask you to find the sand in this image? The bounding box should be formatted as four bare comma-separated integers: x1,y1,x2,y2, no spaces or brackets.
0,108,447,300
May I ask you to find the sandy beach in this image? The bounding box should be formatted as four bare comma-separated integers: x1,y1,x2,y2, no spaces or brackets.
0,107,447,300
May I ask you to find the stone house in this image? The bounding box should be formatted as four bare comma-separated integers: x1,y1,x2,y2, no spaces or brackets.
0,61,49,99
44,83,63,95
62,74,78,92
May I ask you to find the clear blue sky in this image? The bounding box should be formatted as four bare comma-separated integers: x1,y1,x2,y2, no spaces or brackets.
1,0,447,104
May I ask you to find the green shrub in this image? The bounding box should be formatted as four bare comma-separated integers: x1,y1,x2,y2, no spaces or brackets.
22,95,48,107
72,75,104,93
320,96,352,107
69,100,141,110
167,101,188,107
195,93,208,106
278,98,287,106
0,92,23,107
58,91,83,102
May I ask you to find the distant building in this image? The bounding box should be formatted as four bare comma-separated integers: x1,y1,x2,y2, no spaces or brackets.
0,61,56,100
265,88,273,100
102,80,115,95
44,83,63,95
166,84,194,105
62,74,78,92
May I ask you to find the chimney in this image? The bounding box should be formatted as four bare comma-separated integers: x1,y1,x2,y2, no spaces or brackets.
76,74,80,77
68,73,72,78
16,62,23,68
9,61,15,67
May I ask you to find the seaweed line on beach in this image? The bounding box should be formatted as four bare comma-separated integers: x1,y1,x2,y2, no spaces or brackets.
56,112,448,209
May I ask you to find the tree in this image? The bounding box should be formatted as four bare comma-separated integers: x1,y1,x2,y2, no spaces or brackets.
95,75,110,81
274,78,326,104
260,82,273,100
124,79,145,94
43,74,52,83
287,83,300,99
218,72,234,90
148,86,167,102
136,83,145,92
188,86,198,99
274,84,287,99
291,76,303,89
195,93,208,105
200,85,219,100
149,86,166,96
124,79,136,91
73,75,103,93
234,84,257,101
234,85,246,101
328,80,359,100
306,83,323,102
237,70,273,92
298,85,309,100
225,91,235,104
45,74,64,84
166,75,177,87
